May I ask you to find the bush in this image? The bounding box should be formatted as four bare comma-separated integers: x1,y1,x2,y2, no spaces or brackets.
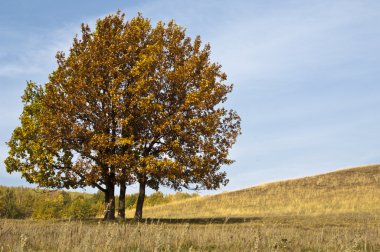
62,196,96,219
0,189,22,218
32,191,66,219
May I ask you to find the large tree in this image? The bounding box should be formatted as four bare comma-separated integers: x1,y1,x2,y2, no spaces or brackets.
124,18,241,220
5,81,117,219
5,11,241,221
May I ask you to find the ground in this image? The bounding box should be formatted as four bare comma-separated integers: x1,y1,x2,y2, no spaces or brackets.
0,213,379,251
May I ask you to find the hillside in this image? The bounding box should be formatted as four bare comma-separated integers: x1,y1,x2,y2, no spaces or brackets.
135,164,380,218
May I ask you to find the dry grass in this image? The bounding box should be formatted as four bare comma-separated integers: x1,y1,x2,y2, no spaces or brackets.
1,165,379,251
0,216,379,251
134,165,380,218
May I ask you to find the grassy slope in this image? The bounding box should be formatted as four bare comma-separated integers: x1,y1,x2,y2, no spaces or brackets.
136,164,380,218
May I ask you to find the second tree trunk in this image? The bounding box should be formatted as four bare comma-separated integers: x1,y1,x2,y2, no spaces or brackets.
118,182,126,219
134,179,146,221
103,183,116,220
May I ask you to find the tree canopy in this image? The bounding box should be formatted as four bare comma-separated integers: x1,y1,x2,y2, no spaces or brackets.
5,11,241,220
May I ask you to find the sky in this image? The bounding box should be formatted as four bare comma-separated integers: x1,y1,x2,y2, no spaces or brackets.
0,0,379,195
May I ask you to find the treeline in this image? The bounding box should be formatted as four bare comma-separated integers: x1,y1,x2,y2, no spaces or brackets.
0,186,198,219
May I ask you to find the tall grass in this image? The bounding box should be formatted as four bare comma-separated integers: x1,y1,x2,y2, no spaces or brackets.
0,216,379,251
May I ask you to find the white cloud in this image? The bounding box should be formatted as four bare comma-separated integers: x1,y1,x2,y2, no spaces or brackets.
1,1,379,194
201,1,380,86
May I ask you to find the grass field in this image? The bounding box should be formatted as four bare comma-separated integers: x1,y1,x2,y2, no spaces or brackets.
0,215,379,251
0,165,379,251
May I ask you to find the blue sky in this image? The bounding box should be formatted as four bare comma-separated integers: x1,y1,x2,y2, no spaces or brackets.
0,0,379,194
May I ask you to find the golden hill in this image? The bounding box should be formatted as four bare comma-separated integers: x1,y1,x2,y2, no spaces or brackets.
134,164,380,218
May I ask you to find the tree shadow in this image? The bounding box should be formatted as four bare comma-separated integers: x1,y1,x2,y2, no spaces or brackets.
125,217,262,224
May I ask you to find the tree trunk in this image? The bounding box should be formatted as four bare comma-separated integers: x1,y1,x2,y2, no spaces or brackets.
103,183,116,220
118,182,126,219
134,179,146,222
103,189,109,220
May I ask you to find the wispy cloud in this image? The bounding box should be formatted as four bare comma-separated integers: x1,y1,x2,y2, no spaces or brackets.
0,0,379,194
208,1,380,84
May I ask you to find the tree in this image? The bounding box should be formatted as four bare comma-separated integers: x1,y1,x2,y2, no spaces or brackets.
0,189,21,218
5,81,114,218
113,15,241,220
6,11,240,221
32,191,67,219
62,196,96,219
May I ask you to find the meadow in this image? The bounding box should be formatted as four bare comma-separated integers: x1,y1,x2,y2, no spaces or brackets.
0,165,379,251
0,215,379,251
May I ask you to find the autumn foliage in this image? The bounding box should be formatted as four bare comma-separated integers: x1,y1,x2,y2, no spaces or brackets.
5,11,241,220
